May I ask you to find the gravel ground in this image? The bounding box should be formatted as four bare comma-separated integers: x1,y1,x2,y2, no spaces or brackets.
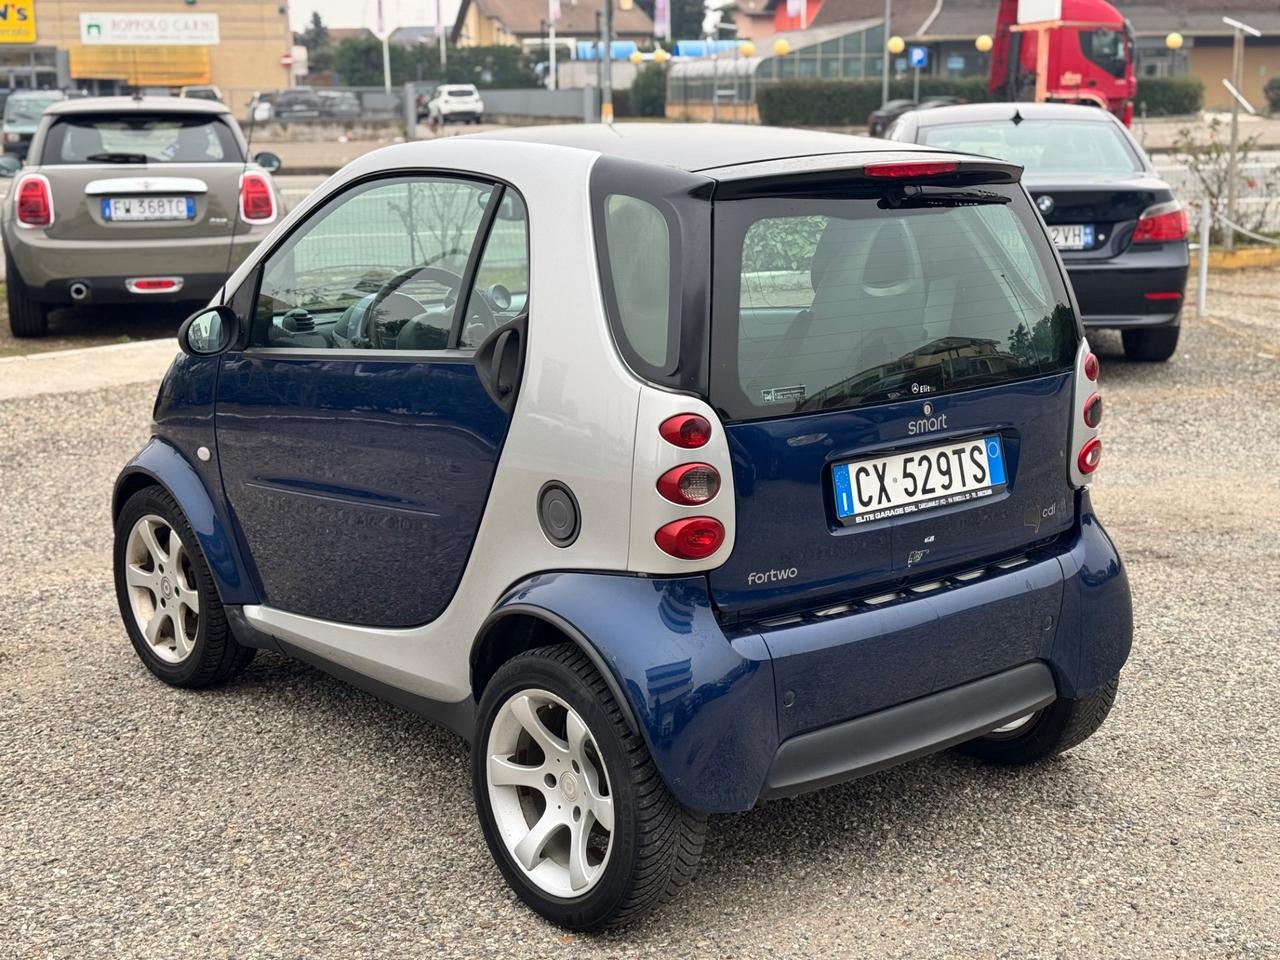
1,269,1278,959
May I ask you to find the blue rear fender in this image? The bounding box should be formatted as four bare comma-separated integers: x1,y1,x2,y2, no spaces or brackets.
112,438,260,606
479,573,778,814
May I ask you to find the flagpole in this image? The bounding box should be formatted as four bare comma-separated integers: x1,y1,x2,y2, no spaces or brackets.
437,0,447,71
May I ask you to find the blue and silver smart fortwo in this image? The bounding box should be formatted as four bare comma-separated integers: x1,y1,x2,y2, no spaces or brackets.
112,124,1131,930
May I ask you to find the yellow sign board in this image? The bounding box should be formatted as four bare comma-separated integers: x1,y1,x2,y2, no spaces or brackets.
0,0,36,45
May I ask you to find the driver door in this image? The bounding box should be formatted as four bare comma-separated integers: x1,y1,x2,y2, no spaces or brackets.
214,174,530,628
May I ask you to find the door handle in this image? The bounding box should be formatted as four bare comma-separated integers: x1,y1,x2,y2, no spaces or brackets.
475,315,528,414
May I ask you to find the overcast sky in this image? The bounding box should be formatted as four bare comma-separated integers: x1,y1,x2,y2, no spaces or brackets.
289,0,463,33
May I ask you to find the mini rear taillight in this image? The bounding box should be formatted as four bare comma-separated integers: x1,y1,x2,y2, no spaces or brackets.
657,463,721,505
1083,392,1103,429
1132,202,1188,244
16,175,52,227
240,172,276,223
1083,352,1099,382
864,160,959,179
1077,437,1103,475
659,414,712,449
655,517,725,560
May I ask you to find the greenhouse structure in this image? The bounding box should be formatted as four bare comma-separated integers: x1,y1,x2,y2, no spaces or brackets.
666,20,886,122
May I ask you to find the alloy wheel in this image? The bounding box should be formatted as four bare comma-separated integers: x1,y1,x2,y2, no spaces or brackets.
123,514,200,664
485,688,615,899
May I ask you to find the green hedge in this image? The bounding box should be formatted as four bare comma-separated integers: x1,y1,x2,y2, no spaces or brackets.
757,76,1206,126
1135,77,1203,117
757,78,994,127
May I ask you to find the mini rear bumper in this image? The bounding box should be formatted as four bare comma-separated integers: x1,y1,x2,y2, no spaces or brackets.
489,492,1132,814
4,227,269,305
1064,242,1189,329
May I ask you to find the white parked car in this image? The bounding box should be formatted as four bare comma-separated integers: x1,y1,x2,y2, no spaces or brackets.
426,84,485,124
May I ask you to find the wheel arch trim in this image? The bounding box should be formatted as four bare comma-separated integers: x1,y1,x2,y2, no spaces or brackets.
471,602,641,737
113,438,259,605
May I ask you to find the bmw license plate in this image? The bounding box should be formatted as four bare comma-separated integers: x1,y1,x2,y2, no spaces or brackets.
103,196,195,222
1048,223,1093,250
832,435,1007,525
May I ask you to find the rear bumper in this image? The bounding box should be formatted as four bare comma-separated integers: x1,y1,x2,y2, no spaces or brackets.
489,493,1132,814
3,228,269,305
761,663,1057,799
1064,243,1189,329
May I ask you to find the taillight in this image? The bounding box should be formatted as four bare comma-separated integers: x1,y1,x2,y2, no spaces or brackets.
240,172,276,223
654,517,724,560
864,160,958,179
1083,352,1099,382
15,175,52,227
656,463,720,505
1077,437,1102,475
1131,202,1188,244
1083,392,1102,429
659,414,712,449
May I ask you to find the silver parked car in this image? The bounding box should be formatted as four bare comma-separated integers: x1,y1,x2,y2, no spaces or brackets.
0,96,281,337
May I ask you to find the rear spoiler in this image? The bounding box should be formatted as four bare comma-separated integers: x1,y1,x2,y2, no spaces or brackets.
707,152,1023,200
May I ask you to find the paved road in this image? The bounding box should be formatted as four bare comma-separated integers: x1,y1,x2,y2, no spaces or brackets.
1,270,1278,959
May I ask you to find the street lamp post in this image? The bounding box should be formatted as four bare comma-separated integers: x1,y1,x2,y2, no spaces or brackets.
881,0,892,108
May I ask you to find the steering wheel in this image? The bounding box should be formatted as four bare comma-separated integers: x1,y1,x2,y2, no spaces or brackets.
364,265,494,349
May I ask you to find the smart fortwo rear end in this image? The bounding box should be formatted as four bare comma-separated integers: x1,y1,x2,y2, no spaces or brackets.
112,126,1131,932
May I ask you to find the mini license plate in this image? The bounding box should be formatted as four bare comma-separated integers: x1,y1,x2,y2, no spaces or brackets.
1048,223,1094,250
832,435,1007,525
103,196,195,222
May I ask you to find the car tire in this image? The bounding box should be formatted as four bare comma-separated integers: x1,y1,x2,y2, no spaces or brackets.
473,642,707,930
1121,325,1180,362
958,675,1119,765
113,485,255,688
5,253,50,338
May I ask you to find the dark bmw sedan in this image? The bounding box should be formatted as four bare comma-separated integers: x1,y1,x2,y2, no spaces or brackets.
887,102,1189,361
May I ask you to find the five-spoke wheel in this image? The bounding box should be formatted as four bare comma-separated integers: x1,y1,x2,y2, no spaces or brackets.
473,643,706,930
113,485,255,688
486,688,615,898
123,514,200,663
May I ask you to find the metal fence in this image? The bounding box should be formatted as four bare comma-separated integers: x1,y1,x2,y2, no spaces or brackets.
1153,154,1280,233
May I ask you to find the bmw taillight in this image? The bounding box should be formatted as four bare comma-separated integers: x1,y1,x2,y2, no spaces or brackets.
656,463,721,506
1132,201,1188,244
658,413,712,449
655,517,725,560
15,175,52,227
240,172,276,223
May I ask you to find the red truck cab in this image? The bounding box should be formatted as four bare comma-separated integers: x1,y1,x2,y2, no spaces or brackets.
989,0,1137,125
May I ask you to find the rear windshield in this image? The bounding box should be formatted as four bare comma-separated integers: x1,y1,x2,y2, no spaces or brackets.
444,86,478,96
711,183,1078,420
920,120,1141,175
4,95,62,124
41,113,242,165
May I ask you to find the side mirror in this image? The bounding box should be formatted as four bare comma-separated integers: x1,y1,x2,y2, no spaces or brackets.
253,151,282,174
178,305,240,357
0,155,22,178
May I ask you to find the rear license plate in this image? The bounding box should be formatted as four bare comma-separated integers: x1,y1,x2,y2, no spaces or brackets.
1048,224,1094,250
832,435,1007,525
102,197,194,222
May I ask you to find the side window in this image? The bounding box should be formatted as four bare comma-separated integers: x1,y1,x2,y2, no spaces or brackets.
251,176,495,350
460,190,530,350
602,194,672,369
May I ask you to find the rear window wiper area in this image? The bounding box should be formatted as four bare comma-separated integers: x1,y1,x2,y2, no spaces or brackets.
879,185,1011,209
85,152,153,164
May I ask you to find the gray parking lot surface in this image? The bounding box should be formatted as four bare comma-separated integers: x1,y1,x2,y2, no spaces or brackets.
1,269,1277,959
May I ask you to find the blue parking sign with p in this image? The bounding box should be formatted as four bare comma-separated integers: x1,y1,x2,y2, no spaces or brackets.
908,46,929,69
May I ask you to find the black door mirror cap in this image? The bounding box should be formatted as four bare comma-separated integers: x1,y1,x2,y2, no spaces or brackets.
178,305,241,357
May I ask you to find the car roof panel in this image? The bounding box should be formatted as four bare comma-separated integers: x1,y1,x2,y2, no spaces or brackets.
472,122,909,173
44,96,231,117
